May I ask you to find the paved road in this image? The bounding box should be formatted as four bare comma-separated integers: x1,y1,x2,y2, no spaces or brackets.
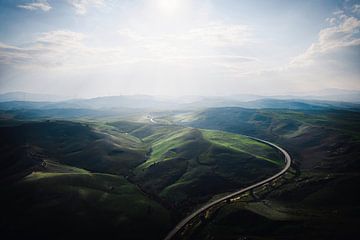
148,115,156,123
164,135,292,240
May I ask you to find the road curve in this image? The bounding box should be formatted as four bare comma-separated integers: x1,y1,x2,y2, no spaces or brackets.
164,135,292,240
148,116,157,123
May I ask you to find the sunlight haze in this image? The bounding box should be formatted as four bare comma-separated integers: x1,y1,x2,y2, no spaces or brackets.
0,0,359,97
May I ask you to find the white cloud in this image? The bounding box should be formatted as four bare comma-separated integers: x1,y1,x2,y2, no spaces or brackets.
17,0,52,12
352,4,360,15
3,0,360,96
325,17,337,25
67,0,105,15
37,30,85,47
0,28,256,71
0,23,259,85
183,23,252,47
291,13,360,66
117,23,252,58
254,6,360,93
0,31,92,67
119,23,251,45
0,29,140,71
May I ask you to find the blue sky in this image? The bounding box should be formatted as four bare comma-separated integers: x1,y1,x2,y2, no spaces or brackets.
0,0,359,97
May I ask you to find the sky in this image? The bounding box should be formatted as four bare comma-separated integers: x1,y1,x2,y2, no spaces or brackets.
0,0,359,98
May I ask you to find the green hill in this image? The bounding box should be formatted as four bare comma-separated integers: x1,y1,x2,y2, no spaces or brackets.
165,107,360,239
1,161,171,240
0,118,294,239
0,120,147,182
130,124,283,209
172,107,360,170
0,120,173,239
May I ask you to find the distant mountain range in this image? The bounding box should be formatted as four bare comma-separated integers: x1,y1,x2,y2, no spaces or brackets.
0,92,69,102
0,90,359,112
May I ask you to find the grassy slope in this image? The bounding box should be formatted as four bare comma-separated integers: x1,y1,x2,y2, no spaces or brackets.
190,172,360,240
0,117,319,239
201,129,282,165
0,120,173,240
169,108,360,239
0,157,171,240
137,127,197,169
177,108,360,170
0,120,148,181
130,124,282,211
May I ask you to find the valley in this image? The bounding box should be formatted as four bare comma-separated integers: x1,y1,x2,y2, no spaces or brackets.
0,116,286,239
1,103,359,239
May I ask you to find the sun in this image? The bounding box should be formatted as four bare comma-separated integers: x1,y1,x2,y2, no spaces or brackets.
157,0,180,15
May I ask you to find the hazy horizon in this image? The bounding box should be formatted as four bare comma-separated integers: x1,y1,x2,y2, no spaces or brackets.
0,0,359,98
1,88,360,104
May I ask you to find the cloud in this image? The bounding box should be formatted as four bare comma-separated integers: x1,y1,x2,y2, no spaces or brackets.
36,30,85,47
118,23,252,58
254,6,360,93
17,0,52,12
0,43,38,64
291,12,360,66
0,31,90,67
0,30,133,71
182,23,252,47
67,0,105,15
119,23,251,46
117,23,256,72
0,19,259,79
0,25,258,83
352,4,360,15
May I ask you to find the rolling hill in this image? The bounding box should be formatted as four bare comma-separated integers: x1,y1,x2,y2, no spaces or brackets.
2,105,359,239
0,118,286,239
164,107,360,239
1,160,171,240
116,123,284,212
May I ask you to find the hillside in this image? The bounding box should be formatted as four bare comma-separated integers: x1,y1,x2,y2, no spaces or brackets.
172,108,360,170
119,124,284,212
1,160,171,240
0,120,147,182
0,119,285,239
2,108,358,239
165,107,360,239
0,120,173,240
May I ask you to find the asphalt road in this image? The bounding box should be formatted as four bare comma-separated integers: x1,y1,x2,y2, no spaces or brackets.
148,115,156,123
163,135,292,240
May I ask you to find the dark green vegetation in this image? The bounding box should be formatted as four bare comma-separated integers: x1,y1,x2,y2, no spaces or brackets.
2,170,170,240
112,122,282,212
164,107,360,239
0,118,282,239
0,121,170,240
176,108,360,170
1,102,359,240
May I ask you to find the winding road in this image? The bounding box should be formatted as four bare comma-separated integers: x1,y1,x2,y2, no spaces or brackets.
163,135,292,240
